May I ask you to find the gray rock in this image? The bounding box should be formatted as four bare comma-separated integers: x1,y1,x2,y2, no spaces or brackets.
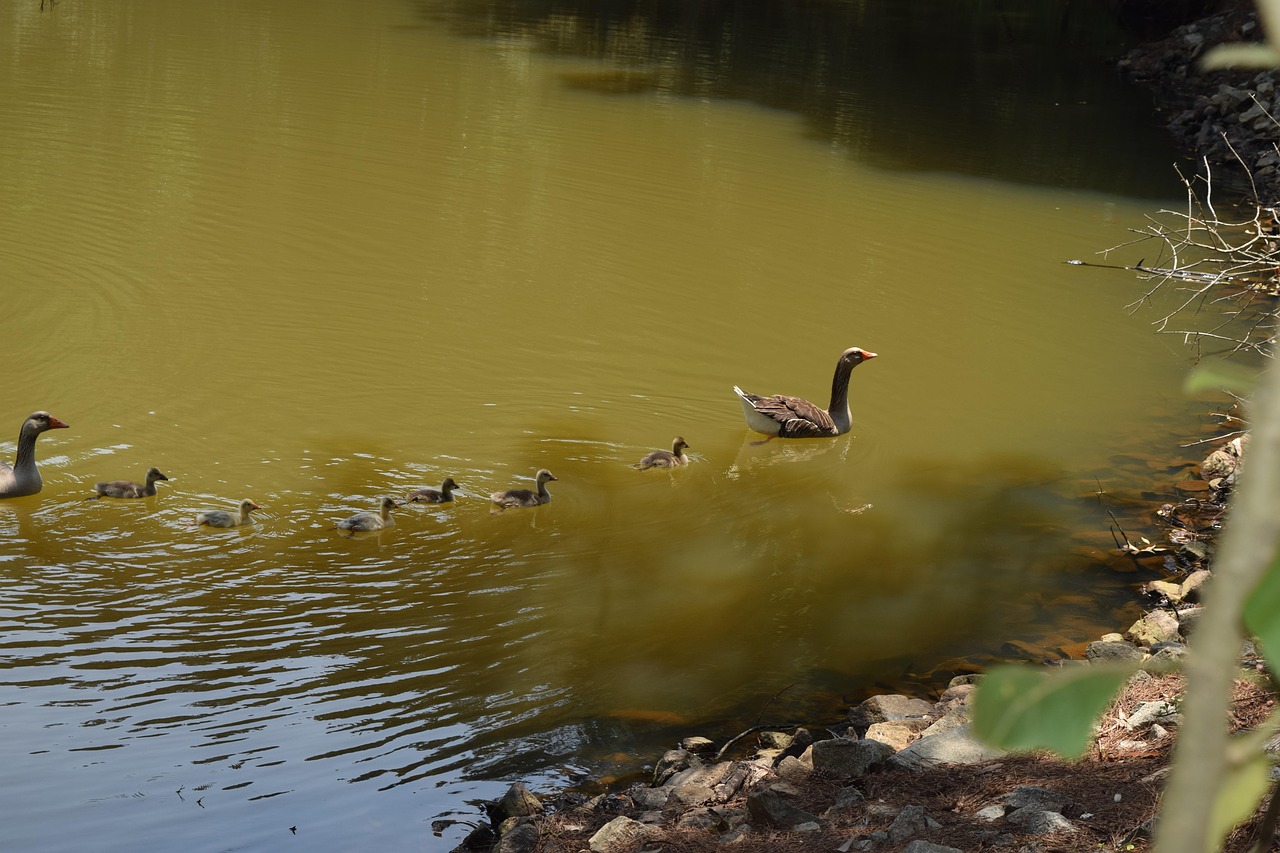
663,760,733,792
758,730,794,750
588,816,657,853
676,808,723,830
865,719,932,752
629,787,670,810
920,705,971,738
746,787,822,829
653,748,699,786
888,805,932,843
1125,700,1180,730
1085,640,1144,663
903,842,963,853
822,785,866,817
890,724,1006,771
849,694,937,729
811,737,895,777
938,682,976,706
1001,785,1067,813
1126,610,1182,647
495,820,539,853
975,804,1006,821
494,783,543,821
1005,808,1077,835
775,755,813,783
680,735,714,753
719,826,752,845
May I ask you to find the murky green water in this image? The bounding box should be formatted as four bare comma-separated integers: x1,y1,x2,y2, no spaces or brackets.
0,1,1215,850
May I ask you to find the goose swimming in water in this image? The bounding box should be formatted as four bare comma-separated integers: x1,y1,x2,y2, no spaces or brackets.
633,437,690,470
0,411,70,499
734,347,877,438
490,469,557,509
336,496,399,534
406,477,460,504
194,499,261,528
90,466,170,499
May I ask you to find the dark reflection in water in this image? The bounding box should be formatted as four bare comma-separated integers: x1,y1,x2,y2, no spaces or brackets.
421,0,1199,196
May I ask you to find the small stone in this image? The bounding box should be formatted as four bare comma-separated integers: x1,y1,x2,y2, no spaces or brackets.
680,736,714,753
822,785,866,818
888,805,931,844
902,842,963,853
1006,808,1077,835
975,805,1006,821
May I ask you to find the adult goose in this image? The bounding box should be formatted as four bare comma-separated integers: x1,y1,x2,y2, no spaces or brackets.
633,437,690,470
0,411,70,498
194,499,261,528
336,497,399,534
490,469,557,509
90,467,170,499
734,347,877,438
407,477,460,504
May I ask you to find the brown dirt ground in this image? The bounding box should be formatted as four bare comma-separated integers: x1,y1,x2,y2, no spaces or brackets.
524,674,1277,853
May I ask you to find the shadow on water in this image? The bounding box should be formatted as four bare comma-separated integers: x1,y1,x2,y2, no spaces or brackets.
416,0,1214,197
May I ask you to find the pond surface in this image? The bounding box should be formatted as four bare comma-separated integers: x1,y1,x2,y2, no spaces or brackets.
0,1,1215,850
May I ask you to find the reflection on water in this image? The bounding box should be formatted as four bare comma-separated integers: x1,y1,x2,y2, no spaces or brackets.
0,0,1215,850
427,0,1189,196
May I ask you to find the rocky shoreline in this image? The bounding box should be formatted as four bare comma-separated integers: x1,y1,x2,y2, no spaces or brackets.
447,6,1280,850
1121,0,1280,204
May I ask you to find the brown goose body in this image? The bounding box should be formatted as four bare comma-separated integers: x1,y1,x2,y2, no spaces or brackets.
92,466,169,499
634,437,690,470
490,469,556,508
195,499,260,528
734,347,877,438
407,477,459,504
0,411,70,499
336,497,399,534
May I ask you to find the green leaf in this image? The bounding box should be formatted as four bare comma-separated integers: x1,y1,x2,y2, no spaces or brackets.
971,664,1133,759
1244,552,1280,669
1184,359,1260,397
1201,43,1280,70
1206,751,1271,848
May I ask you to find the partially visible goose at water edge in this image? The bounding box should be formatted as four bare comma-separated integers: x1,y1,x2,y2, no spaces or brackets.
0,411,70,498
194,499,261,528
89,466,170,499
490,469,557,509
734,346,877,439
407,477,460,503
335,497,399,534
633,437,690,470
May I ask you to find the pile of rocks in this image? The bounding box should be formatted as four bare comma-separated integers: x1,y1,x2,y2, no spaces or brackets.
454,673,1186,853
1120,1,1280,203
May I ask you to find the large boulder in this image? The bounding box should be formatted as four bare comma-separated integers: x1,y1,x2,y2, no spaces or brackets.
811,737,895,777
889,724,1005,771
1126,610,1182,647
849,694,937,730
